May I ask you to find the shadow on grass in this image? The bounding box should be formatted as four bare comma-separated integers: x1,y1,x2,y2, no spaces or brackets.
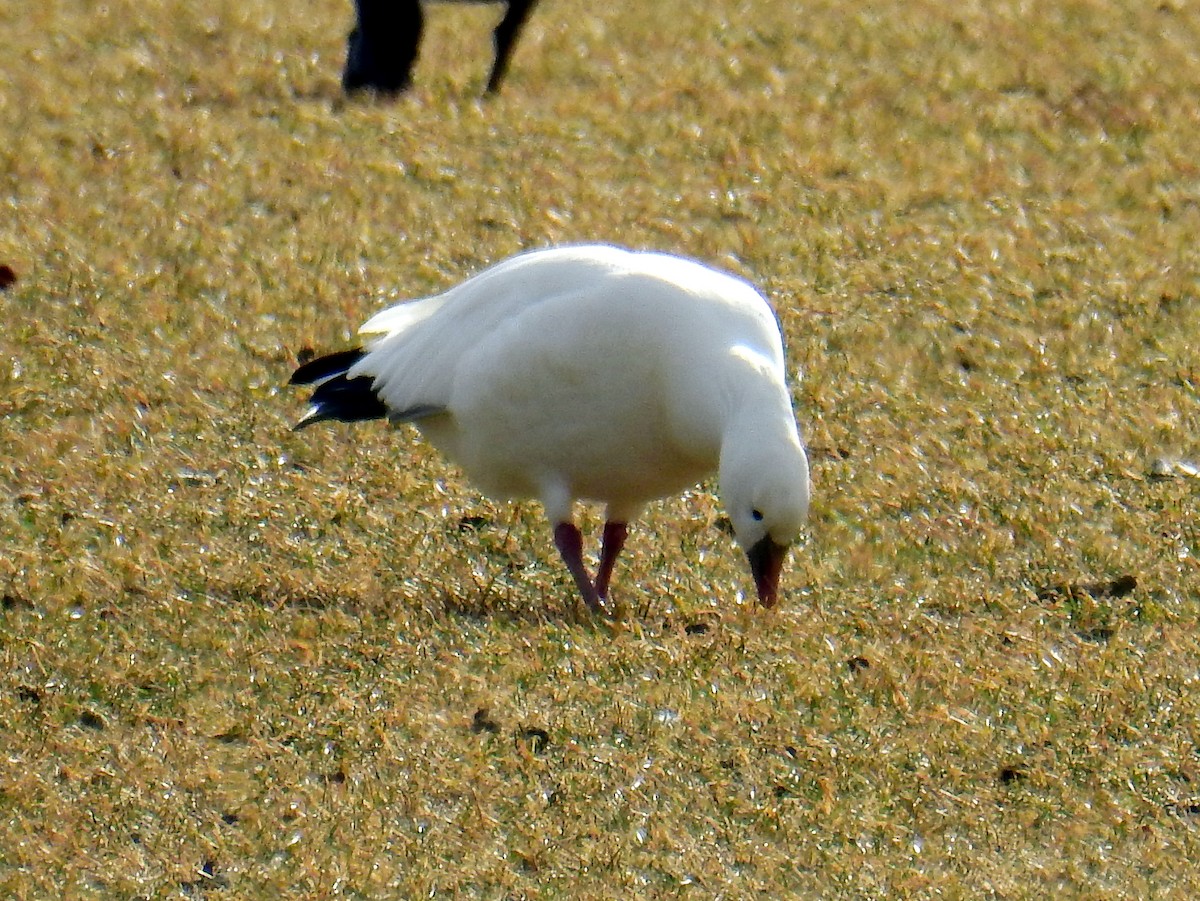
209,576,621,632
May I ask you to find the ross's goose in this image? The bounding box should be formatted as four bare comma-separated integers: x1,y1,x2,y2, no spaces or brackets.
291,244,810,612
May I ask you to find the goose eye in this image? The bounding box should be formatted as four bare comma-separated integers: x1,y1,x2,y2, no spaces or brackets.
751,509,764,522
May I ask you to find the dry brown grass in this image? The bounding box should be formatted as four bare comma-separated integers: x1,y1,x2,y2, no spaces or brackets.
2,0,1200,896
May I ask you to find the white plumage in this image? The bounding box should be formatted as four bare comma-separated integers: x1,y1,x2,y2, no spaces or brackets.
292,244,810,611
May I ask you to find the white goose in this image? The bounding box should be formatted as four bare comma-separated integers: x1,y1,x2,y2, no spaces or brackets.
291,245,810,612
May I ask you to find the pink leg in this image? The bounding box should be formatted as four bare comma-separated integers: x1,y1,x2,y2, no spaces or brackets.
595,521,628,601
553,522,603,612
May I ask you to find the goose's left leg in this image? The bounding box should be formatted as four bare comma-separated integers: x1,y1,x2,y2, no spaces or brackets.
594,521,628,602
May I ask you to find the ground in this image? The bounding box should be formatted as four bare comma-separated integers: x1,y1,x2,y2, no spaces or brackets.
1,0,1199,897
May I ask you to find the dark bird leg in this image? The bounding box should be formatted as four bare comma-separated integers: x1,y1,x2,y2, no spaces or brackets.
486,0,538,93
553,522,603,612
343,0,423,95
594,521,628,601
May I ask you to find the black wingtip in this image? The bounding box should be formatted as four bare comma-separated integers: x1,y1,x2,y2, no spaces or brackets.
289,347,389,428
292,405,330,431
294,373,389,428
290,348,369,386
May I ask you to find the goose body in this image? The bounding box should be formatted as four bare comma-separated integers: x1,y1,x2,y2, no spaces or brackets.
292,244,810,610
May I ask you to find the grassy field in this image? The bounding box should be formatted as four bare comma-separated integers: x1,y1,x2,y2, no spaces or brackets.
2,0,1200,896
